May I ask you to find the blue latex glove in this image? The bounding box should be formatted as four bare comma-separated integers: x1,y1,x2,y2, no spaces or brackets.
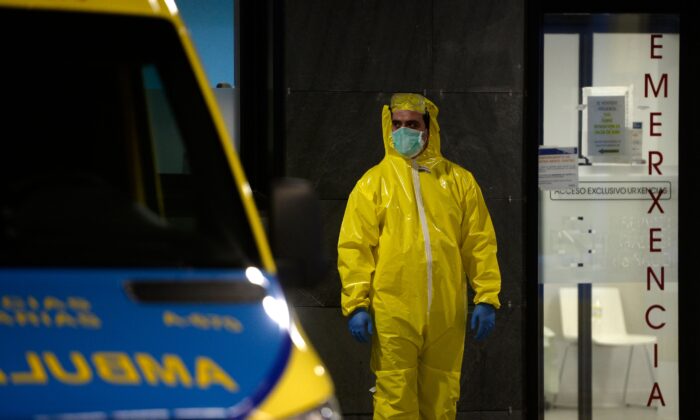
348,308,373,343
470,303,496,341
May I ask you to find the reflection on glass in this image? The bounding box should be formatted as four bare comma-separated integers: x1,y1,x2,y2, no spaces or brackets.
540,14,679,420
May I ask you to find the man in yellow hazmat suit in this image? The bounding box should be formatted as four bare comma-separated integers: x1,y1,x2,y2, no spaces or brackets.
338,93,502,419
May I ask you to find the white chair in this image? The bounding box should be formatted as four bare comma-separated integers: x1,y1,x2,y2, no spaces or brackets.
554,286,656,406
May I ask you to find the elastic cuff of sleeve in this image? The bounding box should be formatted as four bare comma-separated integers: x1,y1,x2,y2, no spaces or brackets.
474,299,500,310
350,307,369,317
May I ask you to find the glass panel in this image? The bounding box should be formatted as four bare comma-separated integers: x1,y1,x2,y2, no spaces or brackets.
539,14,679,420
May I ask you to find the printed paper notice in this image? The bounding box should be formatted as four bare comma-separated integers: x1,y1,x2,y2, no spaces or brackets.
539,147,578,191
587,95,626,160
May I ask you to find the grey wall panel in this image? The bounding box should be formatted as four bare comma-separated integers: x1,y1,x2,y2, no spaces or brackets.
459,303,524,412
480,304,523,410
286,92,523,201
486,198,524,305
286,0,431,92
480,412,523,420
284,199,345,308
294,307,375,415
285,0,526,417
438,93,524,200
286,92,387,200
432,0,524,92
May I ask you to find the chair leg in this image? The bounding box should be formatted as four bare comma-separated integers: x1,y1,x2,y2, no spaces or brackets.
622,346,634,406
643,344,656,383
622,345,658,408
552,342,572,407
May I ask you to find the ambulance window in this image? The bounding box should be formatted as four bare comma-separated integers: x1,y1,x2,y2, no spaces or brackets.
141,64,193,228
0,9,260,267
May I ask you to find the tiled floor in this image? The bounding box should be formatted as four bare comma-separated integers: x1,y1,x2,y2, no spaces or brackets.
545,406,669,420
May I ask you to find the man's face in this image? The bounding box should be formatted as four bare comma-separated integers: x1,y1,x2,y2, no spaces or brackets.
390,109,430,157
391,110,427,134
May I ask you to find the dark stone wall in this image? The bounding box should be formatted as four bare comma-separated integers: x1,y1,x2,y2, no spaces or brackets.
284,1,525,417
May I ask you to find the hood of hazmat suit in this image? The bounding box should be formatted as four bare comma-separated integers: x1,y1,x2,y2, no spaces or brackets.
337,93,501,419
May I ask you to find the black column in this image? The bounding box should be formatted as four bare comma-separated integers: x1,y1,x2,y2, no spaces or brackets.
678,2,700,417
237,0,285,209
578,283,592,420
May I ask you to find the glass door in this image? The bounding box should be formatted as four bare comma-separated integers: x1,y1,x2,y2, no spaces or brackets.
537,13,680,420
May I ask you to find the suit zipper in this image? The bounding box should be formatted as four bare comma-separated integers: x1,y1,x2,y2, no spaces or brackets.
411,160,433,317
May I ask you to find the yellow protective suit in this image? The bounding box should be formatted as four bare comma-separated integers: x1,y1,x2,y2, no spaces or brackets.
338,94,501,419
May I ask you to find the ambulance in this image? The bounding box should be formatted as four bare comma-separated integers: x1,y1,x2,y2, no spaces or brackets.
0,1,339,418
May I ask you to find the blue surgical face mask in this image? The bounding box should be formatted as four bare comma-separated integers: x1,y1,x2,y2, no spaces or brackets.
392,127,426,159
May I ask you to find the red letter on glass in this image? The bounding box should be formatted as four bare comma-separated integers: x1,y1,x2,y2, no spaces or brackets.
647,189,665,214
647,266,665,291
645,74,668,98
651,34,663,59
649,228,662,252
645,304,666,329
648,151,663,175
650,112,662,137
647,383,666,406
